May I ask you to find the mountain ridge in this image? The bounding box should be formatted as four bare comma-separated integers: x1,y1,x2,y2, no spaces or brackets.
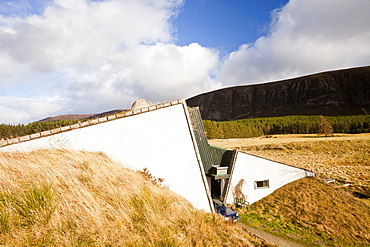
187,66,370,121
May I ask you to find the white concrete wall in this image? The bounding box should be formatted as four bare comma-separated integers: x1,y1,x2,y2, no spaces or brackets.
225,151,314,205
0,102,213,212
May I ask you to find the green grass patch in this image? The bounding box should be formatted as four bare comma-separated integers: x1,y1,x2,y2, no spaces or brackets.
0,182,56,227
240,212,338,246
0,182,57,245
13,182,56,227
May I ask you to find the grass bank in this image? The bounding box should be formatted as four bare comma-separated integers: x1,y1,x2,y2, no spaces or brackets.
238,177,370,246
0,150,268,246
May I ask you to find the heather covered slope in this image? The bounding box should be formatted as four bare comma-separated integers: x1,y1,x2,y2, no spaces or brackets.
0,150,268,246
187,66,370,121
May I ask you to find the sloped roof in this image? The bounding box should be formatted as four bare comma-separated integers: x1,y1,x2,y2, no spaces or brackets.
0,99,186,148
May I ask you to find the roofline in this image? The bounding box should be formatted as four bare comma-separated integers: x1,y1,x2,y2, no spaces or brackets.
0,99,186,148
236,149,315,175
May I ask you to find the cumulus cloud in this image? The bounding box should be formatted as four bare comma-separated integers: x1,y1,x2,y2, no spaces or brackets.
1,0,369,124
1,0,176,71
0,0,220,124
58,42,220,114
218,0,370,86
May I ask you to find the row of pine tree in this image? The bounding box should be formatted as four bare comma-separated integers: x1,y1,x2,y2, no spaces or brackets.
0,120,80,140
203,115,370,139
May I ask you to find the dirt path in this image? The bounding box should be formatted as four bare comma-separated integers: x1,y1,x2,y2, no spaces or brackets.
209,133,370,149
245,226,304,247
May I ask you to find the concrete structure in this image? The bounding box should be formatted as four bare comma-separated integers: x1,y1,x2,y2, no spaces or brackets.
0,99,314,212
0,100,213,212
224,152,314,205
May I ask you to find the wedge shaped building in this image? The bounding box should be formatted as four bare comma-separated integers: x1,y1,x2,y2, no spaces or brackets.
0,99,314,212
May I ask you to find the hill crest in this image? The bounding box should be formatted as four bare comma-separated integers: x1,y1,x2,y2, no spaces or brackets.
187,66,370,120
38,109,128,122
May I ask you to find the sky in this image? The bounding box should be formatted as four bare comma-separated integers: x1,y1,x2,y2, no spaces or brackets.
0,0,369,124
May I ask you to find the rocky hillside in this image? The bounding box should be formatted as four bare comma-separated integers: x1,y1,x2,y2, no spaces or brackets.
187,66,370,120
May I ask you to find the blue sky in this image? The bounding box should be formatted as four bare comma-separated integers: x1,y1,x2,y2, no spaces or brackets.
176,0,288,53
0,0,369,124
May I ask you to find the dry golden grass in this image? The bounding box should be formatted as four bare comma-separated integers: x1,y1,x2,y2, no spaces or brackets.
0,149,269,246
240,177,370,246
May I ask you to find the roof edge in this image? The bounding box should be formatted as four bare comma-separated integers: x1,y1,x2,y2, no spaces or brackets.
0,99,186,148
236,149,315,176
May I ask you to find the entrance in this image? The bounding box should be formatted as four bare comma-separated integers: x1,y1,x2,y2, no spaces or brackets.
211,179,221,198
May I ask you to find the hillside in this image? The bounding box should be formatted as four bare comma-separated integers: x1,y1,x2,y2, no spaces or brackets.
187,66,370,121
0,149,269,246
240,177,370,247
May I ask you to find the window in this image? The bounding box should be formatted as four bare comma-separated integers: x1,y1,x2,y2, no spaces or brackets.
255,180,269,189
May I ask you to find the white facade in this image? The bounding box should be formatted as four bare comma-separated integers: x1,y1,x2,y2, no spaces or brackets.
224,151,314,205
0,100,213,212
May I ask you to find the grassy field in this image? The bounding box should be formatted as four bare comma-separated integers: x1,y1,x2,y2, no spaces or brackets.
210,133,370,246
0,150,270,246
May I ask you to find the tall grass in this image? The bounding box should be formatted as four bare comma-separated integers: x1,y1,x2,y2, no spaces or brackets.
0,150,268,246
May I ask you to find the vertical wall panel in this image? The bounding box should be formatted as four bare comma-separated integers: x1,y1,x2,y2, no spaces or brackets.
225,151,315,205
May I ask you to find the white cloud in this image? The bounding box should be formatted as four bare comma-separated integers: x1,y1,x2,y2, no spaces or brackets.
218,0,370,86
55,42,220,113
129,43,220,100
1,0,369,125
0,0,220,124
0,96,67,124
1,0,177,71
